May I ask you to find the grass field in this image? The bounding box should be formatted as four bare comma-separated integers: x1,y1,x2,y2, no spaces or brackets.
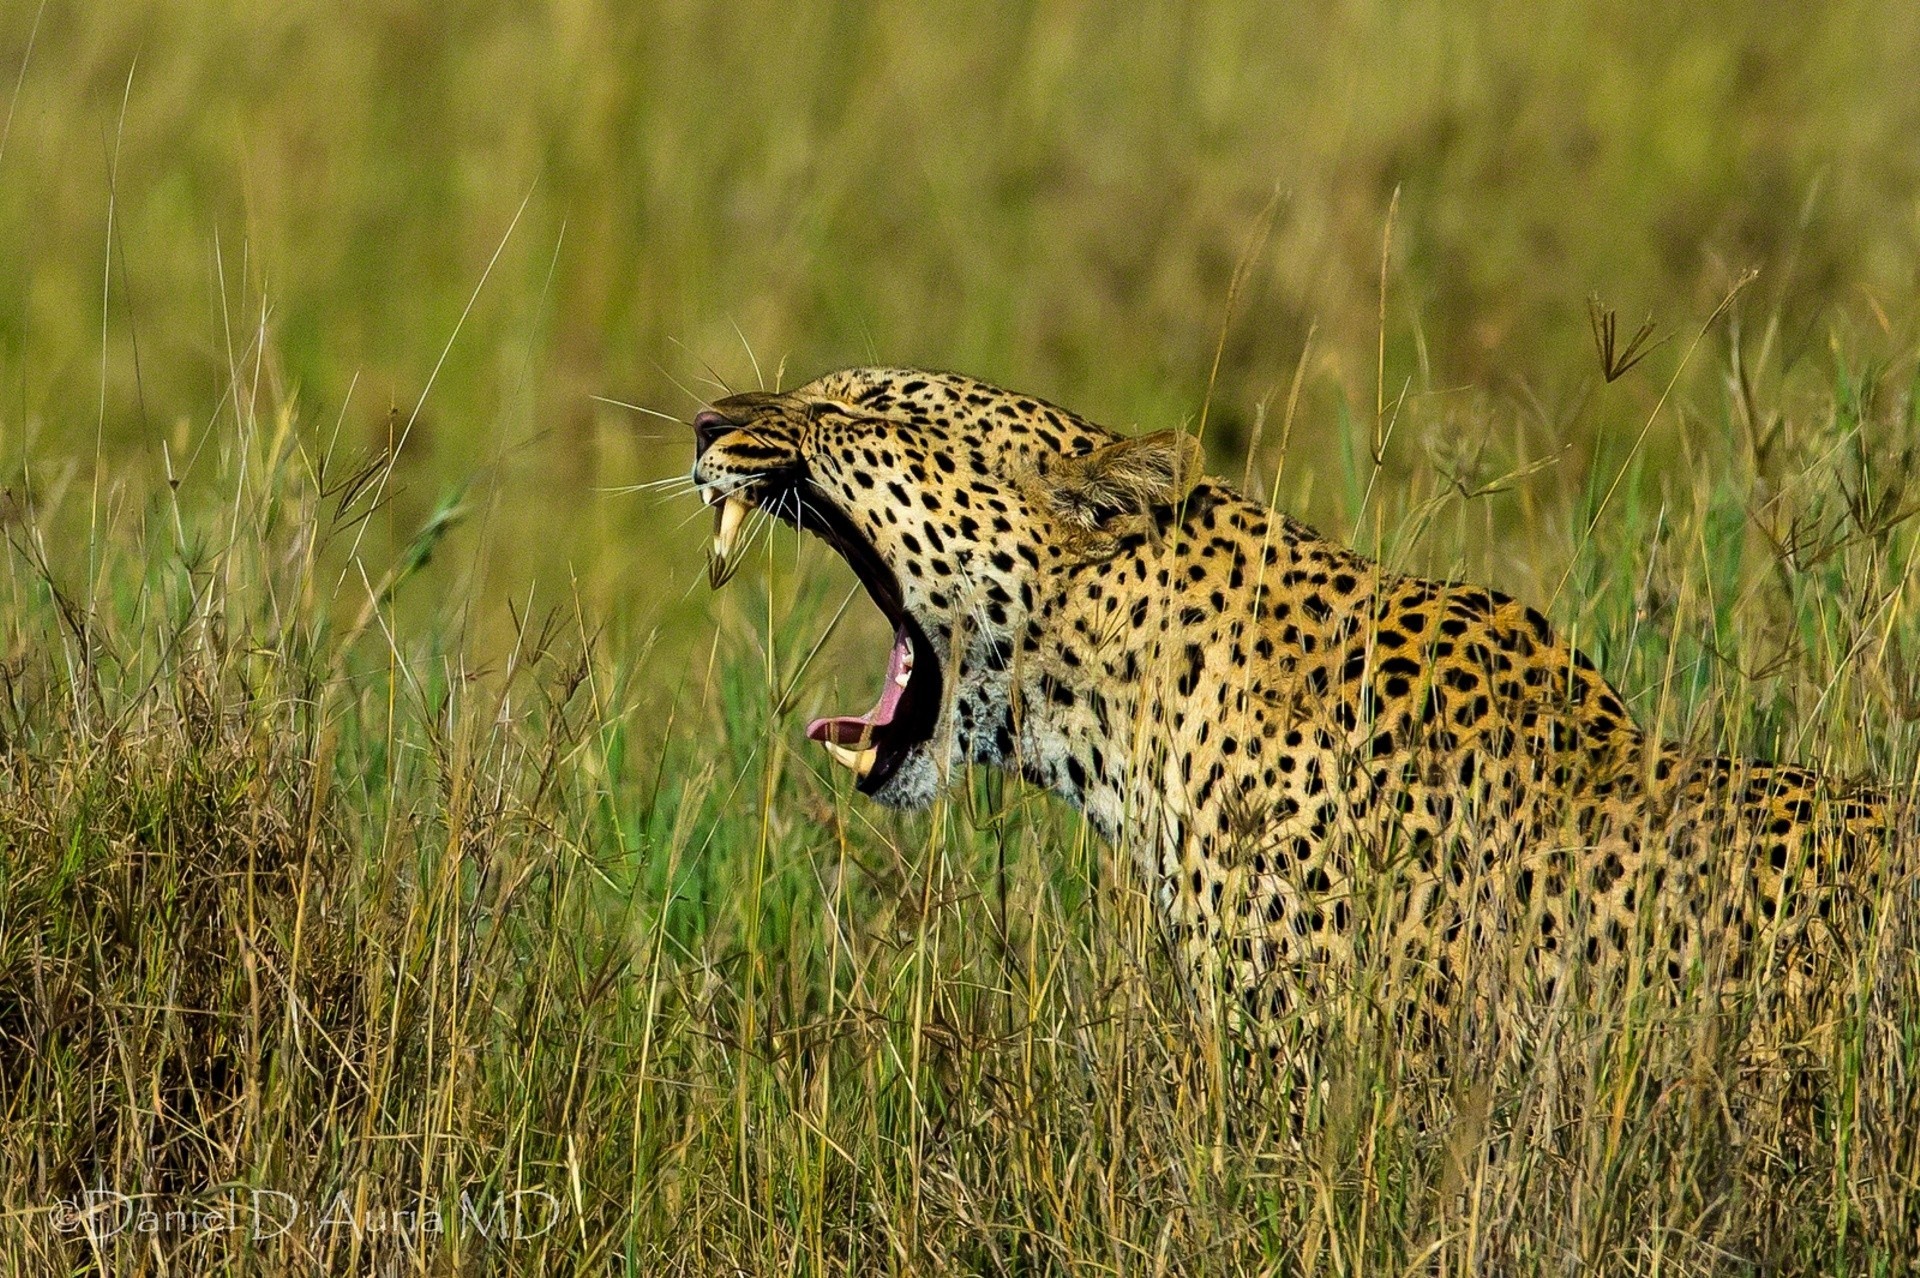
4,1,1920,1272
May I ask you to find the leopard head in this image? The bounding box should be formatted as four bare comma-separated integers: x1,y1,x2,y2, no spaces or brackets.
689,366,1200,807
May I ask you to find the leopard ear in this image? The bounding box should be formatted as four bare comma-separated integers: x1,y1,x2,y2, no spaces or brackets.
1042,430,1204,532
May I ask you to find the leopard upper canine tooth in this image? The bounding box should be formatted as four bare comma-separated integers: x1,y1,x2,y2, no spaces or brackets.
822,741,877,777
713,495,747,559
709,496,748,588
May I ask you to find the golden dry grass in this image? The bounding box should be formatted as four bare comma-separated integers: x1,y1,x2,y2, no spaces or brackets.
3,2,1920,1273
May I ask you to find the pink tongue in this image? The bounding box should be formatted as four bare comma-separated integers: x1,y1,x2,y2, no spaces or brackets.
806,630,911,746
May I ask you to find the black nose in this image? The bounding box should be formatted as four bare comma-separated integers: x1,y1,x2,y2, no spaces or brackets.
692,409,734,460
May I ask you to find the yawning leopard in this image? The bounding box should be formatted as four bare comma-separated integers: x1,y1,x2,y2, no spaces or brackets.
688,365,1904,1045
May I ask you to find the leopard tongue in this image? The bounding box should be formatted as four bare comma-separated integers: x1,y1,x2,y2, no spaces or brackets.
806,630,914,773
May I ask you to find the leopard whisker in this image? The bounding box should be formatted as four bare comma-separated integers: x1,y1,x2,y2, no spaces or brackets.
599,474,700,497
590,393,689,425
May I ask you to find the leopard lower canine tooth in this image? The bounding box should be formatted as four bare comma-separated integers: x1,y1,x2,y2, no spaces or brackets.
822,741,877,777
708,496,748,588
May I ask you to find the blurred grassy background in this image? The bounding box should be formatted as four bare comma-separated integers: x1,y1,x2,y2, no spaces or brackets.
4,0,1918,664
7,4,1920,1271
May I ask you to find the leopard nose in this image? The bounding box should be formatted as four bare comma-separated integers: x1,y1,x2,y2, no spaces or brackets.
692,409,734,459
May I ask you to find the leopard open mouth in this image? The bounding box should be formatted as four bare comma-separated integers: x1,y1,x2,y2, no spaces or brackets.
704,476,941,796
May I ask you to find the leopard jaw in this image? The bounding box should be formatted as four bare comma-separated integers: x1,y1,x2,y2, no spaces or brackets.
822,741,878,776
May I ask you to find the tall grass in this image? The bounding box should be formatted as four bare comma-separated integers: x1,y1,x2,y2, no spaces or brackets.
4,1,1920,1272
3,313,1918,1272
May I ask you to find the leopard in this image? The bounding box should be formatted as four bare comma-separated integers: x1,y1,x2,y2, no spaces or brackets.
687,365,1909,1064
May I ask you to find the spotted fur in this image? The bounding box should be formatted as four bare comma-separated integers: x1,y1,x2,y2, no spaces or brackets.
691,366,1907,1046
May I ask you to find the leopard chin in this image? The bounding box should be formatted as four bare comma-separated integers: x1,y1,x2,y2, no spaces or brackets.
863,747,942,810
